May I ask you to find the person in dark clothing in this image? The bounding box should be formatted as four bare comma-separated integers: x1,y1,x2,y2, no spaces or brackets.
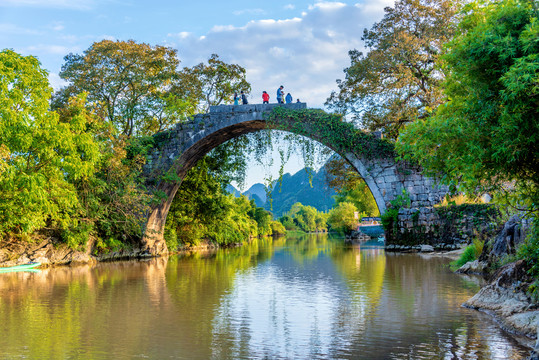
241,91,248,105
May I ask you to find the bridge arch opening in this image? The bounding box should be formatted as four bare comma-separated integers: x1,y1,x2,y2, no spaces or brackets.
142,104,391,255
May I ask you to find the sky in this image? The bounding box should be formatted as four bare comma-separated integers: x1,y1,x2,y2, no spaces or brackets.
0,0,393,190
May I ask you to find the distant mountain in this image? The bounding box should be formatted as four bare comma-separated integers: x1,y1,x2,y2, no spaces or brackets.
249,193,266,208
225,184,241,197
226,166,336,218
264,167,336,218
243,183,267,203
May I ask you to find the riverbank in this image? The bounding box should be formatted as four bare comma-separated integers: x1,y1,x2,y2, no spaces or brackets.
0,236,236,268
401,249,539,357
462,260,539,356
453,214,539,358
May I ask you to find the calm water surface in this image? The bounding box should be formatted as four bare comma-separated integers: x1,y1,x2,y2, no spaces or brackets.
0,234,529,359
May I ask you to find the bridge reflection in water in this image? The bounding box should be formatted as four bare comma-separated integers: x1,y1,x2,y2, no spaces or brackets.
0,234,528,359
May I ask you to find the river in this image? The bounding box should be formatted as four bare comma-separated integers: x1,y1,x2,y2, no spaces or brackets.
0,234,530,359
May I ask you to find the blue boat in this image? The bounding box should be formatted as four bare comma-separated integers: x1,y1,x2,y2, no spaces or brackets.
0,262,41,273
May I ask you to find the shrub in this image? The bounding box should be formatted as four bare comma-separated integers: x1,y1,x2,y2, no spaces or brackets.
516,218,539,302
450,238,484,270
270,221,286,236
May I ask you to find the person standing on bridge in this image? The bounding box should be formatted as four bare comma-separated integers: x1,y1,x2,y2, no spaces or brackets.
285,93,293,104
262,91,269,104
234,92,239,105
277,85,284,104
241,91,248,105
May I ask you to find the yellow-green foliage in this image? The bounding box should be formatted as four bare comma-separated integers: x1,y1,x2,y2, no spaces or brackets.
436,194,485,207
278,202,328,233
0,50,100,238
327,202,362,234
163,155,274,249
270,221,286,236
451,238,484,270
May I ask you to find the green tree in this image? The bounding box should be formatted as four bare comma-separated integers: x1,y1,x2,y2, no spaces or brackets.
163,142,270,247
327,202,361,234
396,0,539,212
326,0,461,138
325,157,380,216
180,54,251,113
56,40,182,137
249,205,273,236
270,221,287,236
296,206,318,232
0,50,100,237
279,202,328,232
278,215,297,231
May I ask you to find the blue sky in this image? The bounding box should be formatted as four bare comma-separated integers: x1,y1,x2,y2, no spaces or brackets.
0,0,393,189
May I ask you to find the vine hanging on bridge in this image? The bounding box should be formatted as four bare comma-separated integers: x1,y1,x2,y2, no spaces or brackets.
264,107,396,161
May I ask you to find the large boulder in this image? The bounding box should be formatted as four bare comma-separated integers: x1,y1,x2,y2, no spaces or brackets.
464,260,538,347
456,259,488,275
481,214,530,260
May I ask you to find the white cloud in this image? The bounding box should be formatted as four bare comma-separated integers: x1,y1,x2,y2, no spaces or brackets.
168,31,191,39
50,22,64,31
210,25,236,33
48,72,67,90
168,0,389,108
284,4,295,10
269,46,286,57
308,2,347,11
355,0,395,15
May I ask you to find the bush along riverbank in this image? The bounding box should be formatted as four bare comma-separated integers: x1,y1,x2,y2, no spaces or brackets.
455,214,539,358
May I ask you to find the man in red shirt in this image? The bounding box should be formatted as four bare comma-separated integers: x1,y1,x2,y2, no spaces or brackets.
262,91,270,104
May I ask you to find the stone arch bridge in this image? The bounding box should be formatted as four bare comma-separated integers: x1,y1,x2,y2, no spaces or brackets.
142,103,448,255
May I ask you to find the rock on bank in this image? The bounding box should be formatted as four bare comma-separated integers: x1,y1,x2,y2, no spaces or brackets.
0,237,145,267
464,260,538,350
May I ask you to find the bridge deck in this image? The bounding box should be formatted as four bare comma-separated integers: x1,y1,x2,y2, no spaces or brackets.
209,102,307,113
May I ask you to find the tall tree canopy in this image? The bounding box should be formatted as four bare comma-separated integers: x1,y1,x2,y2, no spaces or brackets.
0,50,100,236
326,0,461,138
396,0,539,212
179,54,251,113
57,40,181,137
